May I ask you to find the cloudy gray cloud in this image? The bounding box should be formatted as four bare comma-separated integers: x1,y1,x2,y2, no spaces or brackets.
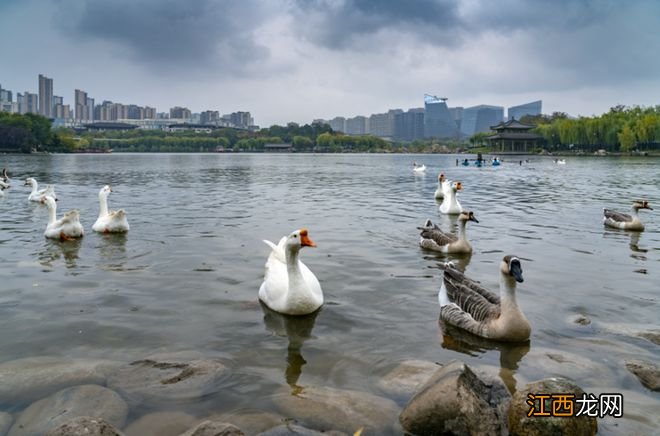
58,0,271,73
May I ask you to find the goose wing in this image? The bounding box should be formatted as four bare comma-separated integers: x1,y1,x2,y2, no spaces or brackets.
419,227,457,247
603,209,632,223
443,267,500,321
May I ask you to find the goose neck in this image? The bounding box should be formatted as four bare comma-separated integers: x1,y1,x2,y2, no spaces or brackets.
99,193,109,217
499,273,520,311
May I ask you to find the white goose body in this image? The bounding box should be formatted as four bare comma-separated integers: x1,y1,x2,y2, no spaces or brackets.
92,185,129,233
42,196,84,240
603,201,652,231
259,229,323,315
434,174,446,199
439,181,463,215
413,162,426,173
439,256,530,342
419,212,478,254
25,178,57,202
0,180,7,196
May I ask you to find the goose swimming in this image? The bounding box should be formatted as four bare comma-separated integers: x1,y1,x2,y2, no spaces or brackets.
24,177,57,202
92,185,129,233
259,228,323,316
41,195,84,240
439,256,531,342
603,200,652,231
1,168,9,184
418,211,478,254
0,181,7,196
434,173,446,199
413,162,426,173
439,181,463,215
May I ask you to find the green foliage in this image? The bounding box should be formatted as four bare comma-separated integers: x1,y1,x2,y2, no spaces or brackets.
0,112,53,152
618,125,636,152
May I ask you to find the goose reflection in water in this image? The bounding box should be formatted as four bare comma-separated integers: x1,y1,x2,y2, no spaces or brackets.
260,302,320,390
39,238,82,269
438,322,530,394
97,233,128,270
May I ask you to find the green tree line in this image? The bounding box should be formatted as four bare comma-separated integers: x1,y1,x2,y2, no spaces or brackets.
523,105,660,152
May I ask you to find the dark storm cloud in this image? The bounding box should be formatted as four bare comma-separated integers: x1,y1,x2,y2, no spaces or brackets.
292,0,464,49
60,0,269,72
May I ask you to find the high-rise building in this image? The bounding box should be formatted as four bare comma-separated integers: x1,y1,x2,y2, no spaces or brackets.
328,117,346,133
38,74,54,118
170,106,192,120
508,100,542,121
0,84,12,103
200,110,220,125
22,92,39,114
461,105,504,136
449,107,464,133
75,89,89,121
144,106,156,119
369,109,402,138
423,95,456,138
345,116,369,135
394,108,425,142
86,97,95,121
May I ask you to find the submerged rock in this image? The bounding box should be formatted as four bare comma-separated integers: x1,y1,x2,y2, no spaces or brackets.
399,360,510,435
211,411,284,435
257,424,346,435
106,352,229,404
508,378,597,436
0,356,120,405
637,330,660,345
0,412,13,436
571,315,591,326
376,360,440,400
272,385,399,435
124,412,199,436
179,421,244,436
45,416,126,436
8,385,128,436
626,359,660,391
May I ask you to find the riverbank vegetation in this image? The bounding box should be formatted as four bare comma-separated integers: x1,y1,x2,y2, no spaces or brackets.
2,105,659,154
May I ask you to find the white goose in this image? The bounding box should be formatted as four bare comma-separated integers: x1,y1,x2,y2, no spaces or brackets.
41,195,84,240
24,177,57,202
0,180,7,196
434,173,446,199
419,211,478,254
439,256,531,342
439,181,463,215
92,185,129,233
603,200,652,231
1,168,9,184
413,162,426,173
259,228,323,315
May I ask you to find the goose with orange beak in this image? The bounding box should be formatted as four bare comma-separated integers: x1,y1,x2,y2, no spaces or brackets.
439,181,464,215
259,228,323,315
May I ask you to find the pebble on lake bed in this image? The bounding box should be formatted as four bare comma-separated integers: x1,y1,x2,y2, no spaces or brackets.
626,359,660,391
45,416,126,436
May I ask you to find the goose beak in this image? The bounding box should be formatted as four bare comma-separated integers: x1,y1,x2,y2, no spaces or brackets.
299,229,316,247
469,215,479,223
510,262,524,283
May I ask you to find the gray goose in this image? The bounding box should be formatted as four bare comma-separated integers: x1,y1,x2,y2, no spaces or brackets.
603,200,652,231
418,211,478,254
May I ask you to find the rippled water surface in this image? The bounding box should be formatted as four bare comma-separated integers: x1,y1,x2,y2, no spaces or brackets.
0,153,658,434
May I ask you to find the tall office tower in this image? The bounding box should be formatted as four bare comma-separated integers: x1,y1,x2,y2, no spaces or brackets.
38,74,54,118
461,105,505,136
423,95,456,139
23,92,39,114
394,108,425,141
508,100,542,120
86,97,95,121
75,89,89,121
449,107,464,133
16,92,25,113
345,116,369,135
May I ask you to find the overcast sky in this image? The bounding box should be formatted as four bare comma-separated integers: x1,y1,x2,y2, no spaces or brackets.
1,0,659,127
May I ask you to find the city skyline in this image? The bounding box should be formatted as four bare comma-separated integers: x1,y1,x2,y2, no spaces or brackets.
1,0,660,127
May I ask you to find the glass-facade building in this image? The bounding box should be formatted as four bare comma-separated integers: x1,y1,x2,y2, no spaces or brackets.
508,100,542,121
461,105,504,136
423,95,456,138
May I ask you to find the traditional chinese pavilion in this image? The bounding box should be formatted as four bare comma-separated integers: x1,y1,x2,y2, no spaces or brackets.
487,118,542,153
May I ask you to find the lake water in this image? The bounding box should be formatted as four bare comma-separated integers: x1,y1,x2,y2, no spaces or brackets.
0,153,658,434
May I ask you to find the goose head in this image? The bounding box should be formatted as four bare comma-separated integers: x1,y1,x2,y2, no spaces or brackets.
286,228,317,253
24,177,36,187
632,200,653,211
438,173,445,183
500,255,524,283
451,181,462,192
40,195,57,208
458,211,479,224
99,185,113,197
